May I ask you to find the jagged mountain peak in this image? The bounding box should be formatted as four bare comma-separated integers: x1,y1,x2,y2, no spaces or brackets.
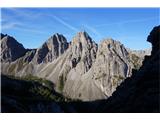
1,33,17,43
98,38,129,60
1,33,7,39
46,33,67,43
1,30,152,101
45,33,68,51
76,30,89,36
49,33,66,40
66,31,98,73
1,34,27,62
100,38,124,48
71,31,93,46
33,33,69,64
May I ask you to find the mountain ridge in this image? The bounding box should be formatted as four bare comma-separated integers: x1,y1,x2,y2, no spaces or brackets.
1,31,150,101
1,25,159,112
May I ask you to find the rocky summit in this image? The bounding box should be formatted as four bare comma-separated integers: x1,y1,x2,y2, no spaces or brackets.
97,25,160,112
1,33,27,62
1,30,151,102
32,33,68,64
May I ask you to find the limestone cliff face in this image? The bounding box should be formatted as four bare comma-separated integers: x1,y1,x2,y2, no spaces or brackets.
1,31,149,101
65,38,134,100
91,39,132,95
32,33,68,64
37,32,98,97
69,31,97,73
1,33,68,76
98,26,160,112
60,32,98,100
1,34,27,62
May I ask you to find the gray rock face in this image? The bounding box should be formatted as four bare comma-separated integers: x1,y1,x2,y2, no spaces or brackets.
69,31,97,73
37,31,98,95
98,26,160,112
61,32,98,99
92,39,132,91
65,39,133,100
33,33,68,64
1,34,27,62
23,49,37,63
1,32,149,101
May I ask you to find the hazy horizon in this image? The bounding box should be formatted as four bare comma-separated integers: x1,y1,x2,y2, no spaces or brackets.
1,8,159,50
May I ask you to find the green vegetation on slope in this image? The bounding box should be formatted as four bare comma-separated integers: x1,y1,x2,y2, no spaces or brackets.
2,74,70,102
112,75,125,86
1,74,84,112
130,53,141,70
58,75,64,92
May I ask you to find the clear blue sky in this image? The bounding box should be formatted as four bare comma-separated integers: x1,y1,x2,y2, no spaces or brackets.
1,8,159,50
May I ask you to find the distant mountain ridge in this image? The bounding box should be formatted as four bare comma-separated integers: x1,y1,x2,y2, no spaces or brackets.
1,32,150,101
127,48,151,60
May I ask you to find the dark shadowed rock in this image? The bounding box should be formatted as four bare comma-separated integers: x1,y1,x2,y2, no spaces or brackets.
1,75,65,112
23,49,37,63
147,26,160,55
1,33,7,39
